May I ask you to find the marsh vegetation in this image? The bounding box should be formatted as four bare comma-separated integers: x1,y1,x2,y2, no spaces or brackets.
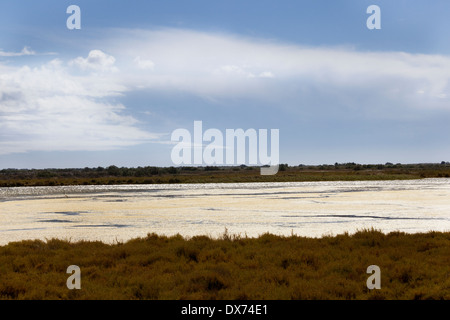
0,229,448,300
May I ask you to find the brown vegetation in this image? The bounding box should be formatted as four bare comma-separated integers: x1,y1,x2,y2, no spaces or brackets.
0,229,448,300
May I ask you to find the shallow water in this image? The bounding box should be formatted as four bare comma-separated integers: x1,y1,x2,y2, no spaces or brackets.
0,179,449,245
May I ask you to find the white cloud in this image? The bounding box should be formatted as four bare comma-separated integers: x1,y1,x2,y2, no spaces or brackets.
99,28,450,110
69,50,118,72
0,58,158,155
259,71,274,78
0,46,36,57
214,65,255,78
134,56,155,70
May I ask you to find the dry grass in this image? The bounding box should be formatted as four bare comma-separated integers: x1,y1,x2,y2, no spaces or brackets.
0,229,449,300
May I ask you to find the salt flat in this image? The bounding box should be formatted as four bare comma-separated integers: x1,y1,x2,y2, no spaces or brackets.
1,179,449,245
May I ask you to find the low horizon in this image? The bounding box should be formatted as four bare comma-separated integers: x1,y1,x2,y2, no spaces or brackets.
2,161,450,171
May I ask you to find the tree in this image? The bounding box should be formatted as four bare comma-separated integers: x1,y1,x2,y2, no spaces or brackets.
107,165,120,176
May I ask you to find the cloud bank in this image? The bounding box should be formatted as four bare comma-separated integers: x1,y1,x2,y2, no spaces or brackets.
0,52,157,155
1,28,450,157
106,28,450,111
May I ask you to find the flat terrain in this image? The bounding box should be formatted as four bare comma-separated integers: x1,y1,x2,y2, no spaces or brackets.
0,230,449,300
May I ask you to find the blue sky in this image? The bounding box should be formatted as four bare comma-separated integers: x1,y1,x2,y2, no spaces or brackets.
1,0,450,168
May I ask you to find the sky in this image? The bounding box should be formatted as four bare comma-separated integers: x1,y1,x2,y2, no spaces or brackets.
0,0,450,169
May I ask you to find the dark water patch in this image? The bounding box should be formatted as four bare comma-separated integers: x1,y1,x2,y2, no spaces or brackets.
271,195,332,200
281,214,444,221
42,211,85,216
155,190,337,199
3,227,46,232
72,224,130,228
231,191,328,197
157,194,185,198
184,220,216,225
339,187,384,193
39,219,73,223
55,211,83,216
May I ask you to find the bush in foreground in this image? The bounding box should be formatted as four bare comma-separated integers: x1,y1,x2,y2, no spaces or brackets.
0,229,449,300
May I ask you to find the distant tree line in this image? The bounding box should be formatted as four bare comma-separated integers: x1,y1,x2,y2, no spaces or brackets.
1,162,449,180
0,166,182,180
297,162,450,171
